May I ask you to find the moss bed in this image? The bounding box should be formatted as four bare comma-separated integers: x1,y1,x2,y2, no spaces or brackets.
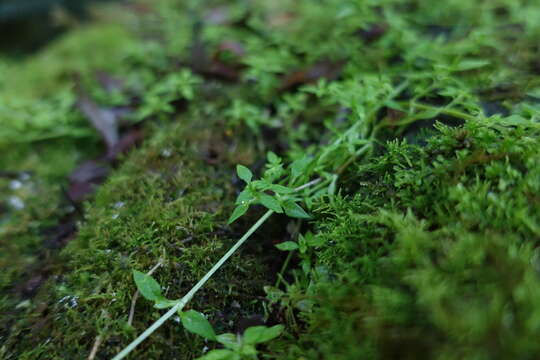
2,0,540,359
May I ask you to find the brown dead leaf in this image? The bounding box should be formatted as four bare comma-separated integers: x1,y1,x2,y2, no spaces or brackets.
95,71,124,93
280,60,345,92
68,160,109,201
77,93,120,155
355,23,388,44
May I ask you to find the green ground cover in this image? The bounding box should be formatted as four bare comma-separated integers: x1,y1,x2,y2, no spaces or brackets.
2,0,540,359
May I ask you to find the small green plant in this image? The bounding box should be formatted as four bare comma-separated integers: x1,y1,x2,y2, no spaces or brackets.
7,0,540,358
132,270,179,309
115,151,329,359
131,270,284,360
225,100,273,134
181,310,283,360
137,69,201,120
229,157,311,224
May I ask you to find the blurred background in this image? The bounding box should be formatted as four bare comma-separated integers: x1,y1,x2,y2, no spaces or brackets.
0,0,113,54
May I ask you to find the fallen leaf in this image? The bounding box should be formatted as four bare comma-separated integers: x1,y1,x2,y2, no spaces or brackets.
280,60,345,92
95,71,124,93
109,128,144,159
77,93,120,154
189,22,244,81
68,160,109,201
69,160,108,183
355,23,388,43
216,41,246,58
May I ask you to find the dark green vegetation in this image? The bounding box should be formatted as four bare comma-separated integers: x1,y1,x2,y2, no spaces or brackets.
0,0,116,54
2,0,540,359
273,123,540,359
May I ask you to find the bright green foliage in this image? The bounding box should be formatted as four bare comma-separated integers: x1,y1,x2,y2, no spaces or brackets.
1,119,274,359
132,270,177,309
178,309,283,360
133,270,163,302
229,156,310,224
244,325,284,345
236,166,253,184
272,121,540,359
180,310,218,341
0,24,137,145
3,0,540,358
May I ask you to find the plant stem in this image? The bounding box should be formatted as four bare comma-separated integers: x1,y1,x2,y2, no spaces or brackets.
275,250,294,288
294,178,322,192
112,210,274,360
336,142,373,175
397,101,479,123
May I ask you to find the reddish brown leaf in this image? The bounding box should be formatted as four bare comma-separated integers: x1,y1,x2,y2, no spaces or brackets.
280,60,345,92
68,160,109,201
355,23,388,43
189,22,244,81
69,160,108,183
77,93,119,154
108,128,145,160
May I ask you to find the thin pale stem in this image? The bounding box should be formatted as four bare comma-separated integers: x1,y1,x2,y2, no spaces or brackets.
396,101,478,124
294,178,322,192
87,335,103,360
113,173,332,359
112,210,274,360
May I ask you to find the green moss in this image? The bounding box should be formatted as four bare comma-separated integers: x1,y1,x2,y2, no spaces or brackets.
3,0,540,358
0,21,137,145
272,121,540,359
1,116,281,359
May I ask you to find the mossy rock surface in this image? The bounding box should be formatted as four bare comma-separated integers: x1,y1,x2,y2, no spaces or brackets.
271,121,540,359
1,117,285,359
3,0,540,359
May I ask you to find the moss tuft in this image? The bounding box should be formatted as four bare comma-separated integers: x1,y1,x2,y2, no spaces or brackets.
274,121,540,359
2,117,282,359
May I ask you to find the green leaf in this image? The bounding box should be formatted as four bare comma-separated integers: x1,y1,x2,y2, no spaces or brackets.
180,310,217,341
236,165,253,183
275,241,299,251
263,286,285,302
239,344,257,356
282,200,311,219
259,193,283,213
455,59,490,71
304,232,326,247
196,349,238,360
328,174,338,196
154,299,178,309
216,333,239,350
290,156,311,179
267,151,280,164
236,189,255,205
416,109,440,120
499,115,537,127
132,270,162,302
243,325,284,345
268,184,294,194
252,179,271,191
228,204,249,224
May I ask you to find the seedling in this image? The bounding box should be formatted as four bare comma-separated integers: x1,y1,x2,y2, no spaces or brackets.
130,271,283,360
229,159,311,224
180,310,283,360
